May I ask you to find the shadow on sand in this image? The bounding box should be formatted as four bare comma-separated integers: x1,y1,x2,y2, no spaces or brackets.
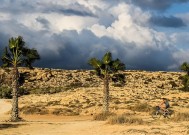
0,123,27,130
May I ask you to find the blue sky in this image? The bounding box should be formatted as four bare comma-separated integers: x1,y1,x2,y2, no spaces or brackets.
0,0,189,71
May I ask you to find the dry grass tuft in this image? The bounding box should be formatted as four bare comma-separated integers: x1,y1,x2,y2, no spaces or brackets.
20,105,49,115
52,108,79,116
172,112,189,121
128,102,152,112
107,113,145,125
93,112,116,121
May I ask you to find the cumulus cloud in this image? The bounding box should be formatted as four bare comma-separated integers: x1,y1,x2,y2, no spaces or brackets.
0,0,189,71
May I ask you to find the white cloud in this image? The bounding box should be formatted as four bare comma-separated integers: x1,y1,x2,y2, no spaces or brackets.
90,3,169,50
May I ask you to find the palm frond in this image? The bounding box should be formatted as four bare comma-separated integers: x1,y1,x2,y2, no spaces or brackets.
1,36,40,68
22,48,40,69
112,59,125,71
180,62,189,71
9,37,17,49
1,47,12,67
88,58,102,69
102,52,112,65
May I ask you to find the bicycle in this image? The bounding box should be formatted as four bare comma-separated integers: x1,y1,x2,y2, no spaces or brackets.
151,106,175,119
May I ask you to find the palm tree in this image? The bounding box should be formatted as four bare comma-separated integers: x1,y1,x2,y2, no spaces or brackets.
180,62,189,91
88,52,125,113
1,36,40,121
180,62,189,76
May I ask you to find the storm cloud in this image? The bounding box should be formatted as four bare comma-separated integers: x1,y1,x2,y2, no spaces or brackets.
132,0,189,11
0,0,189,71
150,16,186,28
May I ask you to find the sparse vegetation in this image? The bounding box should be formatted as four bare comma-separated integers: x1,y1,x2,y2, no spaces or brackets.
108,113,145,125
93,112,116,121
128,102,152,112
0,87,29,99
52,108,79,116
172,112,189,121
0,87,12,99
20,105,49,115
29,87,63,94
169,81,178,88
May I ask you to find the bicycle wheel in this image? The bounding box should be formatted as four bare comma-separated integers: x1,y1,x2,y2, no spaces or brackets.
151,111,161,119
166,110,175,118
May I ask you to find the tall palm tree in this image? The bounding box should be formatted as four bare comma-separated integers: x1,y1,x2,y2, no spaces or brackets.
1,36,40,121
88,52,125,113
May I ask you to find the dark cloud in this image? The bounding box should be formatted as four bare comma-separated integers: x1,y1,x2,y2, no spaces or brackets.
0,1,95,17
0,1,36,14
38,2,96,17
26,30,178,71
51,3,96,17
0,28,181,71
150,16,186,28
0,17,181,71
131,0,189,11
36,17,50,29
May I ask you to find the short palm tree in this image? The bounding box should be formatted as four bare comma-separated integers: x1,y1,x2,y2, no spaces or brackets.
180,62,189,91
1,36,40,121
88,52,125,113
180,62,189,76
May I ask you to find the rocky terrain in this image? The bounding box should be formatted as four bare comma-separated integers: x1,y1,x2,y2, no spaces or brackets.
0,67,184,92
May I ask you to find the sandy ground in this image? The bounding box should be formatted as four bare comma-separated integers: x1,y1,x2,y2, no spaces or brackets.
0,99,189,135
0,99,12,120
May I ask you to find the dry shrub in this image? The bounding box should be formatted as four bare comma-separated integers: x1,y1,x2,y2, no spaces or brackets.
52,108,79,116
128,102,152,112
108,114,144,125
46,101,60,106
20,105,49,115
93,112,116,121
172,112,189,121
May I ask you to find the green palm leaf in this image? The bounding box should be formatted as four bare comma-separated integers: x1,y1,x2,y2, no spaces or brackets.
102,52,112,65
180,62,189,72
112,59,125,71
1,47,12,67
9,37,17,49
88,58,102,69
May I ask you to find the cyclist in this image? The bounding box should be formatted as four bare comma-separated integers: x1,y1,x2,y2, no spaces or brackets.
158,98,170,114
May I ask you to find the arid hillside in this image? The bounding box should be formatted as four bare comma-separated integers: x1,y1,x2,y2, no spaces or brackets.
0,68,187,115
0,67,184,91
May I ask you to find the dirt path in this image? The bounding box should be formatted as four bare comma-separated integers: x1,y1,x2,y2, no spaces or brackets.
0,99,11,120
0,100,188,135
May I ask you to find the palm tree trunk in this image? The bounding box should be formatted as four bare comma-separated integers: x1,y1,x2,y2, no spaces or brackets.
11,66,19,121
103,76,109,114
